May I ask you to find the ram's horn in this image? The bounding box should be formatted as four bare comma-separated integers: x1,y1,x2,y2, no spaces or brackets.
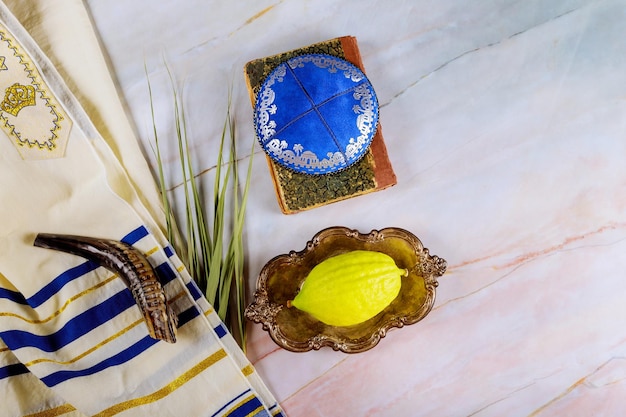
34,233,178,343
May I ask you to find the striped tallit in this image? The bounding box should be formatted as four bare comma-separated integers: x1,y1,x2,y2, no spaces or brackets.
0,2,283,416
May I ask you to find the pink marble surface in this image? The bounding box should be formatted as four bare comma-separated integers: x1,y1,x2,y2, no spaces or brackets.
86,1,626,415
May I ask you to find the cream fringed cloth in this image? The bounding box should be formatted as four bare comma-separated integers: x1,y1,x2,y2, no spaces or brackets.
0,1,284,416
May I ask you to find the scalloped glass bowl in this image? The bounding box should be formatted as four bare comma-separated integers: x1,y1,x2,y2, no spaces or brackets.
245,226,447,353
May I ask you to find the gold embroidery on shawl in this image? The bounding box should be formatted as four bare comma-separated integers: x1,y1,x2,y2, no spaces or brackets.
23,404,77,417
8,285,188,368
165,289,187,305
2,268,185,323
24,319,143,367
0,25,71,159
143,246,159,257
0,274,118,324
241,364,254,376
92,349,228,417
1,82,35,115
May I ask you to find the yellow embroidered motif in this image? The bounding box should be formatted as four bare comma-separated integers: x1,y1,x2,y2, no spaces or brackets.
1,83,35,116
0,26,71,159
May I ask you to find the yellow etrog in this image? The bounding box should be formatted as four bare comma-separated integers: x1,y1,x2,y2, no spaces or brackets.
288,250,407,326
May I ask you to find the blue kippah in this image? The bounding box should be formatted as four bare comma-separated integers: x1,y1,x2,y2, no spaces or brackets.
254,54,379,175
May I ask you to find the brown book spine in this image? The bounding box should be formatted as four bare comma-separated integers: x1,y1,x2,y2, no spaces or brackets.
340,36,397,190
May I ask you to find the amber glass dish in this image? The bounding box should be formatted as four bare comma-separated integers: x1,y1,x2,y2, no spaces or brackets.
245,226,447,353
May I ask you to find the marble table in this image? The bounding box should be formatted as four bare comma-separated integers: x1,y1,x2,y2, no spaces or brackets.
84,1,626,415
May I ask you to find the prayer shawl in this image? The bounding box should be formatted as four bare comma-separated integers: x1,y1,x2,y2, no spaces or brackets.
0,1,283,416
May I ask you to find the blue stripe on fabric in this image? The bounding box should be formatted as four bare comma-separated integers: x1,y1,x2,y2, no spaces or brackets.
120,225,150,245
175,301,226,340
0,290,134,352
160,245,206,306
0,362,29,380
177,306,200,328
214,323,227,338
27,260,100,308
42,334,158,387
41,305,202,387
155,263,177,286
186,281,203,301
268,404,284,417
228,393,268,417
0,288,27,304
250,409,272,417
26,226,150,309
211,389,251,417
178,305,201,326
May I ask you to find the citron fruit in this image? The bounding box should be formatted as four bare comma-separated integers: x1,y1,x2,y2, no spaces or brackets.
288,250,407,326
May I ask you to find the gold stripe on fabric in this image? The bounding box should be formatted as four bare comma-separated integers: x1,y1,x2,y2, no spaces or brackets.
0,274,117,324
241,364,254,377
93,349,228,417
226,395,263,417
144,246,159,257
176,264,185,273
166,290,187,305
0,346,9,353
246,405,265,417
23,404,77,417
250,405,266,417
25,319,143,367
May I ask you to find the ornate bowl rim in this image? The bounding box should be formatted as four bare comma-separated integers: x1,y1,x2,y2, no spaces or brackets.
245,226,447,353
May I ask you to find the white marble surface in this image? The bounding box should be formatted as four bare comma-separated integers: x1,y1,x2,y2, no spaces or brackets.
85,1,626,415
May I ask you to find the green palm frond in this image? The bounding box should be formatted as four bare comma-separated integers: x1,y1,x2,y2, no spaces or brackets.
147,68,251,350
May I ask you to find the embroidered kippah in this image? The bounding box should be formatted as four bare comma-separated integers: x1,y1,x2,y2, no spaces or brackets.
254,53,379,175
